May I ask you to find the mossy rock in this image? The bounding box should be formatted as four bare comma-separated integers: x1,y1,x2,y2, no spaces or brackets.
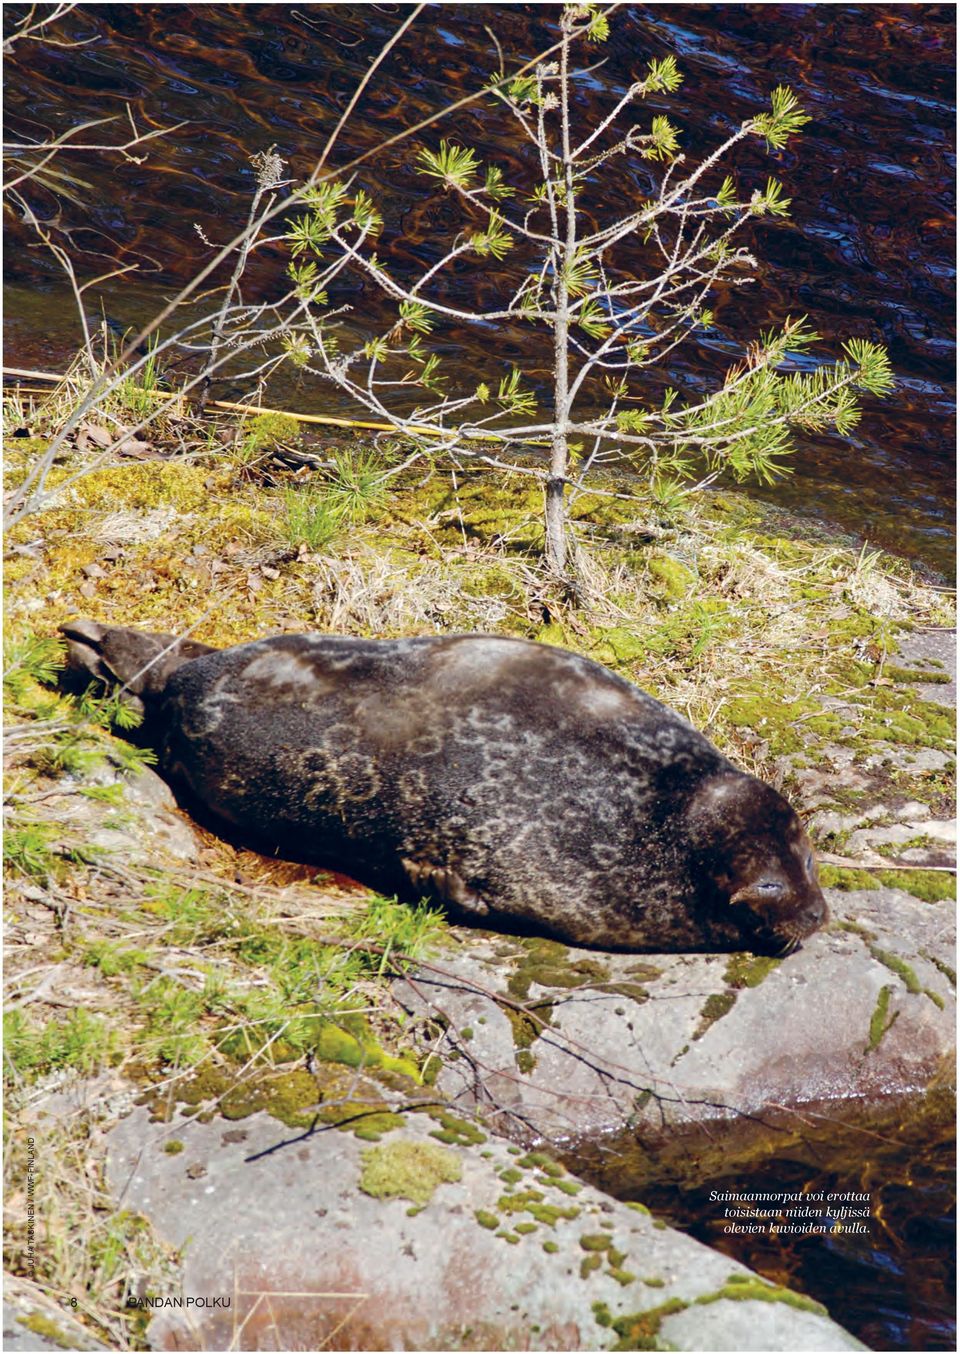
723,954,780,989
506,937,610,1001
313,1019,420,1081
608,1298,689,1350
696,1275,827,1316
427,1107,487,1146
692,990,737,1040
321,1104,406,1141
219,1068,319,1128
820,865,956,902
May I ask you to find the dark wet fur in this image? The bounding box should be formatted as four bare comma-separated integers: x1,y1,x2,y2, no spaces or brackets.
60,623,829,954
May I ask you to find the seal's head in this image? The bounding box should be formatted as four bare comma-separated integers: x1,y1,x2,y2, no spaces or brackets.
685,772,828,955
59,620,215,719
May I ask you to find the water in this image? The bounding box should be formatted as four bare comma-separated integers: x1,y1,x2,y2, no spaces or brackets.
572,1097,956,1351
3,4,955,576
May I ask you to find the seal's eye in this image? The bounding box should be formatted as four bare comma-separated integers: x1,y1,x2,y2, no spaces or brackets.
755,880,785,898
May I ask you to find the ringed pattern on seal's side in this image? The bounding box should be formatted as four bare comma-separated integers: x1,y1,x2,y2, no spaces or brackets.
60,621,828,955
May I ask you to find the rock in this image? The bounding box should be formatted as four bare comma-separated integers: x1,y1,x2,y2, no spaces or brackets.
3,1283,109,1351
844,817,956,867
894,629,957,707
393,887,955,1148
105,1106,862,1351
41,758,203,866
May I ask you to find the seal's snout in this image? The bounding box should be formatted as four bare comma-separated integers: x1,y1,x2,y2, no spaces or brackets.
799,882,830,934
60,618,108,647
58,619,217,703
60,618,123,692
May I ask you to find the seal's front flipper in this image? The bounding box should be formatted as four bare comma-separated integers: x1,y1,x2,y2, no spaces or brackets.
59,620,217,710
400,856,490,916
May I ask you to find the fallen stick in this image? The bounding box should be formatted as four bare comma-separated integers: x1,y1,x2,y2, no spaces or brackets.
2,365,508,443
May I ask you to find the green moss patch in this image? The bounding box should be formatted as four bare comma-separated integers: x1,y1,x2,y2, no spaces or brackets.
886,664,952,685
818,865,884,892
498,1190,580,1228
696,1275,827,1316
646,554,696,600
359,1137,462,1205
244,411,301,450
63,461,212,513
219,1068,320,1128
872,870,956,902
313,1019,421,1080
502,939,612,1070
866,985,898,1052
692,991,737,1040
865,945,945,1011
322,1104,406,1141
18,1313,81,1351
723,954,781,989
427,1108,487,1146
608,1298,689,1350
506,937,610,1000
517,1150,565,1176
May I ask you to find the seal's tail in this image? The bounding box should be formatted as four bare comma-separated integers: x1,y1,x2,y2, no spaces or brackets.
59,620,216,705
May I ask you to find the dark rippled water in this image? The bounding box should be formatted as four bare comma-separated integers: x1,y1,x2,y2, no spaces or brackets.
3,3,955,575
576,1104,956,1352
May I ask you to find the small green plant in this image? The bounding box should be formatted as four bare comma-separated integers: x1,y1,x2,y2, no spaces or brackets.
349,894,448,973
3,634,64,701
280,448,389,549
4,820,57,883
115,333,165,418
135,976,208,1067
143,883,231,945
82,940,150,977
282,484,345,549
277,4,894,580
4,1008,120,1078
2,388,31,437
322,449,388,525
77,686,149,736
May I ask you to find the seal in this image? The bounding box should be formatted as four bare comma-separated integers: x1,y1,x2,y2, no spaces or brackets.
60,621,828,955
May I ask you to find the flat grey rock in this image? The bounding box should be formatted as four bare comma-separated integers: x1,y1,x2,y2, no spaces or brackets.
105,1106,863,1351
2,1291,109,1352
43,759,203,865
394,888,955,1145
894,628,957,706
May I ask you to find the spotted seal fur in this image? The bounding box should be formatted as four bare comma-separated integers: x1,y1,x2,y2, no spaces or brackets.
60,622,828,954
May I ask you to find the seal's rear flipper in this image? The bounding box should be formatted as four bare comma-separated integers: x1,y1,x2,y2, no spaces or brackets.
59,620,217,708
